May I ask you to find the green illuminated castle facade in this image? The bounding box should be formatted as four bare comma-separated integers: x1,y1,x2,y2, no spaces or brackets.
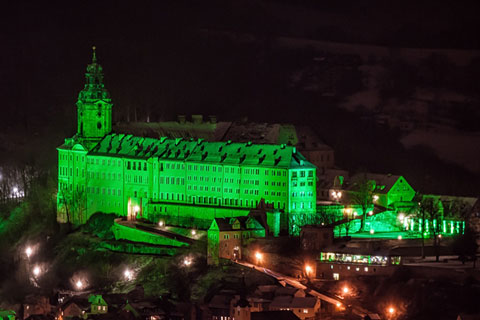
57,49,316,233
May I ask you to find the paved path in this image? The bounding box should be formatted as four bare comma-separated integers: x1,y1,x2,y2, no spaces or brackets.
234,260,376,319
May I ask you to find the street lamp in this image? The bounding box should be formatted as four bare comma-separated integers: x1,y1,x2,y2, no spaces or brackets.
183,257,192,266
342,286,349,294
76,280,84,290
25,246,33,258
158,220,164,227
191,229,196,236
305,264,312,277
124,269,133,281
255,251,263,264
388,306,395,316
33,266,41,277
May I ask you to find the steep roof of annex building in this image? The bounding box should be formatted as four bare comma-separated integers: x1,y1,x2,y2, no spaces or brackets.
87,133,315,169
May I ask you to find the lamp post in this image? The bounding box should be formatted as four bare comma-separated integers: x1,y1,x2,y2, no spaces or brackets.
33,266,41,277
25,246,33,259
76,280,84,290
387,306,395,319
255,252,263,266
305,264,313,279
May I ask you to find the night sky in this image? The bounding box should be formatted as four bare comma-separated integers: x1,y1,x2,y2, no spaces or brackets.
1,0,480,195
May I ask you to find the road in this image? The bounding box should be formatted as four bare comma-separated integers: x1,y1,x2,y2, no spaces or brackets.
235,260,377,319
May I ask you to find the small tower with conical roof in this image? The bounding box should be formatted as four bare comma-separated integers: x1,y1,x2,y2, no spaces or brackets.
76,46,113,148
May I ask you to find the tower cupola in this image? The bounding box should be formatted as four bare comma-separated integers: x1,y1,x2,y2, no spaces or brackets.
77,46,113,144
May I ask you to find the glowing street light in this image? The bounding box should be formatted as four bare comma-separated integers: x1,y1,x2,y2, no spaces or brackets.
25,246,33,258
398,235,403,240
183,257,192,266
342,286,349,294
76,280,84,290
370,229,375,235
134,205,140,213
124,269,133,281
33,266,41,277
373,195,379,202
305,264,312,276
191,230,196,236
255,251,263,264
158,220,164,227
388,307,395,315
368,211,373,216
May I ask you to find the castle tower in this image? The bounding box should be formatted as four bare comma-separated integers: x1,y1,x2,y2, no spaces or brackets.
77,46,112,148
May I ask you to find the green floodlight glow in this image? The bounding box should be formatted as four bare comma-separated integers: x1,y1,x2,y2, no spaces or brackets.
56,51,317,234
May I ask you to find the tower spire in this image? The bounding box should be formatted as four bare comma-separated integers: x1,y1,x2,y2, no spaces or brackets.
92,45,97,63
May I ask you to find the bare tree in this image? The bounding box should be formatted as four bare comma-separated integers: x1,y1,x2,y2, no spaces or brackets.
444,199,472,233
410,194,443,260
348,174,375,232
422,196,443,262
57,186,86,227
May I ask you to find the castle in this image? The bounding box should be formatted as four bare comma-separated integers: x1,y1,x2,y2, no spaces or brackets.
57,48,317,234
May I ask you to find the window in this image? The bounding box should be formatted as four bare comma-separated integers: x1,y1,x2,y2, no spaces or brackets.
333,273,340,280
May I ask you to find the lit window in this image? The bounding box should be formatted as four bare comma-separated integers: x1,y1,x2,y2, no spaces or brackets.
364,267,369,272
333,273,339,280
303,309,308,313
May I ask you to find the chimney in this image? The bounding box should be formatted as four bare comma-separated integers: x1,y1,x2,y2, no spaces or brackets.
192,115,203,124
177,115,186,124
